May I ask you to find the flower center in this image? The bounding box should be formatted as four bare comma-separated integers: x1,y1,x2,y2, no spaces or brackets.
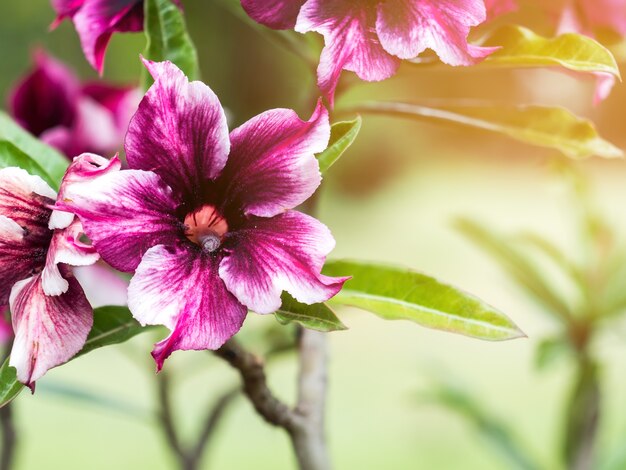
184,205,228,253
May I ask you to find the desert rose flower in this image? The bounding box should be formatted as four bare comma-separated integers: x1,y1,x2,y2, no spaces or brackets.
51,0,181,73
0,158,119,387
9,50,139,159
60,59,348,369
241,0,498,104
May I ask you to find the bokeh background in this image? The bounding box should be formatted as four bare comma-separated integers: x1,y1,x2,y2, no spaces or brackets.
2,1,626,469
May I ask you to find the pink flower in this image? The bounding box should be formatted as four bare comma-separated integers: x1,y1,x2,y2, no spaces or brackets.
60,59,348,369
0,158,117,388
51,0,181,73
242,0,497,104
8,50,139,159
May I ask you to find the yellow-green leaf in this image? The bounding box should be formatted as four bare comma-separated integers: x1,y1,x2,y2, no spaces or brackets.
350,102,622,160
323,260,525,341
483,25,621,78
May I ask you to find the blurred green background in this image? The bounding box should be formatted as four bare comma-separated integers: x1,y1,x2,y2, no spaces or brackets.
3,1,626,469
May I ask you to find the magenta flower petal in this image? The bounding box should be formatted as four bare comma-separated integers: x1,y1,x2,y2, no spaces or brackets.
241,0,307,29
70,0,143,73
128,245,247,370
126,59,230,203
220,100,330,217
0,169,56,304
41,219,99,296
9,272,92,388
51,153,122,230
60,169,181,272
51,0,85,23
376,0,497,65
219,211,348,314
8,51,80,138
296,0,400,105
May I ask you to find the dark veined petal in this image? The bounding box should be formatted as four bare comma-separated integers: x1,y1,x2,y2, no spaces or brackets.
220,100,330,218
219,211,348,314
375,0,497,65
296,0,400,105
41,219,99,296
71,0,143,73
126,59,230,205
51,153,122,230
127,244,247,370
241,0,306,29
58,169,181,272
0,168,56,303
9,271,92,388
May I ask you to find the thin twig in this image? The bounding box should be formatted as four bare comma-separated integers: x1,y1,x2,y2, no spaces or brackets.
156,372,239,470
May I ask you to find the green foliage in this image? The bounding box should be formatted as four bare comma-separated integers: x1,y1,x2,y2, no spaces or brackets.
420,382,540,470
0,359,23,408
77,306,150,358
316,116,362,175
143,0,199,90
350,102,622,160
0,306,151,408
323,260,524,341
0,112,68,188
456,218,573,322
275,293,347,332
483,26,621,78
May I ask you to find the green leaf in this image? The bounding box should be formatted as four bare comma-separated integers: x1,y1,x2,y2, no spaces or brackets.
77,306,150,358
0,359,23,408
275,293,347,332
349,102,622,160
0,142,56,187
0,112,68,188
483,26,621,78
455,218,573,322
323,260,524,341
143,0,199,90
316,116,362,174
420,382,541,470
0,306,151,408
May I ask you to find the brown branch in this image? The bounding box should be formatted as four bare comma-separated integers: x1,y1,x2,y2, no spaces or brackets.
214,339,299,431
215,336,332,470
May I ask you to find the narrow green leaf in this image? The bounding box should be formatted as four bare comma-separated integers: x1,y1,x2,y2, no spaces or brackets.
456,218,573,322
316,116,362,174
349,102,622,160
143,0,199,90
323,260,524,341
77,306,149,358
275,293,347,332
0,359,23,408
483,26,621,78
421,383,541,470
0,112,68,188
0,142,57,187
0,306,151,408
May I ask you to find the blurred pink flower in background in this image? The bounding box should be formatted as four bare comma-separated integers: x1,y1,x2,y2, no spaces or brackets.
242,0,498,104
8,50,139,159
